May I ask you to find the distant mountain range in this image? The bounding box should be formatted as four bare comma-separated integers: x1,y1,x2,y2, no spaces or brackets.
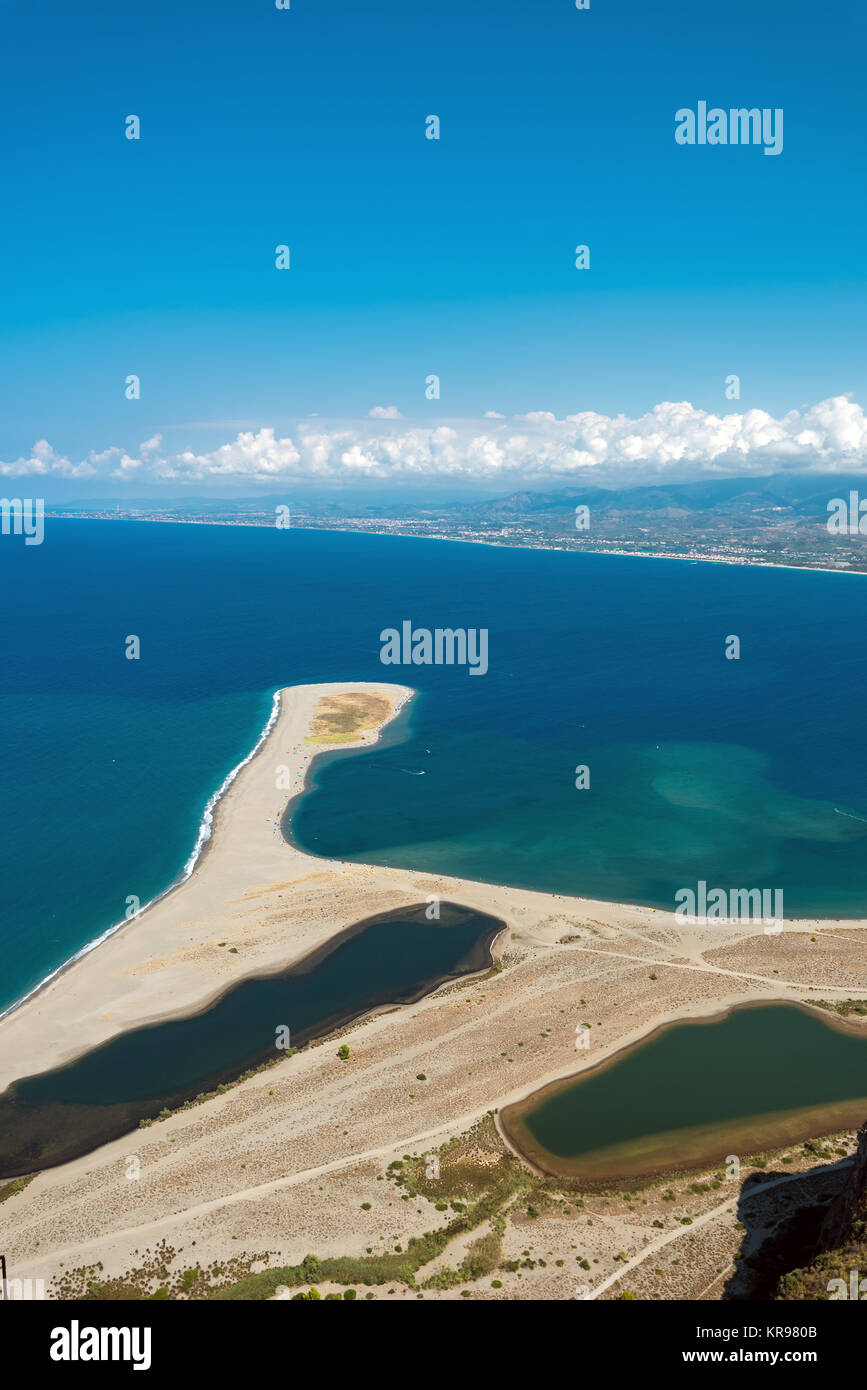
48,472,867,520
47,472,867,571
450,474,867,525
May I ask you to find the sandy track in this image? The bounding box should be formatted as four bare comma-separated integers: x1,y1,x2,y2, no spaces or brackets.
1,680,866,1297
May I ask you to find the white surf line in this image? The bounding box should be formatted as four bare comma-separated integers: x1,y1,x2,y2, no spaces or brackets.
0,689,283,1025
0,683,410,1031
586,1157,853,1301
834,807,867,823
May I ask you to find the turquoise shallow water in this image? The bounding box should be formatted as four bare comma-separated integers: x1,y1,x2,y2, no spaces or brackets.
1,520,866,1013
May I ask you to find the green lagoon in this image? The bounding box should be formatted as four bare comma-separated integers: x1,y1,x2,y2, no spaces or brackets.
501,1005,867,1181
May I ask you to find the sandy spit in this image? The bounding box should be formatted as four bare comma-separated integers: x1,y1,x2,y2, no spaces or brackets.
2,679,866,1299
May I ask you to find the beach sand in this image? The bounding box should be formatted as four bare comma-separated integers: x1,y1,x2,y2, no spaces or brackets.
1,679,866,1301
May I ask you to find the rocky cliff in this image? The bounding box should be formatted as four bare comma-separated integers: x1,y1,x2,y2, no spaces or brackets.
777,1120,867,1300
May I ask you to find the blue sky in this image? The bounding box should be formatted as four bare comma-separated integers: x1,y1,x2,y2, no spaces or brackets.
1,0,865,492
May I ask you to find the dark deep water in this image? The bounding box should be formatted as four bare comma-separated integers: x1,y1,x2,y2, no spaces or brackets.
2,519,866,1020
0,903,500,1178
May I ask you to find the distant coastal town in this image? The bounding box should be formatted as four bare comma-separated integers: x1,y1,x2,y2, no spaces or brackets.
45,473,867,574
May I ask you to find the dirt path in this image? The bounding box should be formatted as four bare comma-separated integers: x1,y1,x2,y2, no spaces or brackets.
586,1159,852,1300
570,942,858,995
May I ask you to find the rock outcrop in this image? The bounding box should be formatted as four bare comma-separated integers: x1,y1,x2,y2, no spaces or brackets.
777,1120,867,1300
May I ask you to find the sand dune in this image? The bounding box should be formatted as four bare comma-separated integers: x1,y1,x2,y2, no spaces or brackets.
1,680,865,1301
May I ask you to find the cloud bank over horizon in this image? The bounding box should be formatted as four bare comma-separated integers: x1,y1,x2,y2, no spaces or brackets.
4,396,867,489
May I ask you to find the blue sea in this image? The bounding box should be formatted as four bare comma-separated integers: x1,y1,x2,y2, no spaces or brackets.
1,519,866,1015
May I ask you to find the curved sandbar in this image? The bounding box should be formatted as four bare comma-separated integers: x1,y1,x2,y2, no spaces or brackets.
0,682,415,1093
0,901,503,1180
500,1002,867,1183
2,678,800,1102
2,672,867,1295
2,677,866,1254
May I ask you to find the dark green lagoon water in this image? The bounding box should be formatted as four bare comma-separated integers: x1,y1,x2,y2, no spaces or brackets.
3,524,867,1015
3,525,867,1182
503,1005,867,1181
0,903,500,1178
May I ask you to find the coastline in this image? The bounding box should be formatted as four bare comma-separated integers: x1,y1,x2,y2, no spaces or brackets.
0,680,413,1089
0,902,506,1181
1,677,865,1098
2,679,866,1294
44,514,867,577
0,689,284,1027
0,678,861,1295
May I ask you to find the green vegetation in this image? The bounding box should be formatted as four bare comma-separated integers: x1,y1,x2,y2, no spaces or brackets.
136,1052,297,1129
777,1127,867,1299
422,1229,503,1290
807,998,867,1018
307,692,392,745
62,1111,789,1303
0,1173,37,1205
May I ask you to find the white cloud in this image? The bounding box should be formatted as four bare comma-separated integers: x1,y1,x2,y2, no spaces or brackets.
0,440,96,478
4,396,867,486
165,428,301,481
368,405,403,419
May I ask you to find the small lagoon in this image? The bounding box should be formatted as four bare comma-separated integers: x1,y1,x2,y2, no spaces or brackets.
501,1005,867,1182
0,902,501,1179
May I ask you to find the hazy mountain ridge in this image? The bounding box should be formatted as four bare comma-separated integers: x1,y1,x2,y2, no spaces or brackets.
46,472,867,571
